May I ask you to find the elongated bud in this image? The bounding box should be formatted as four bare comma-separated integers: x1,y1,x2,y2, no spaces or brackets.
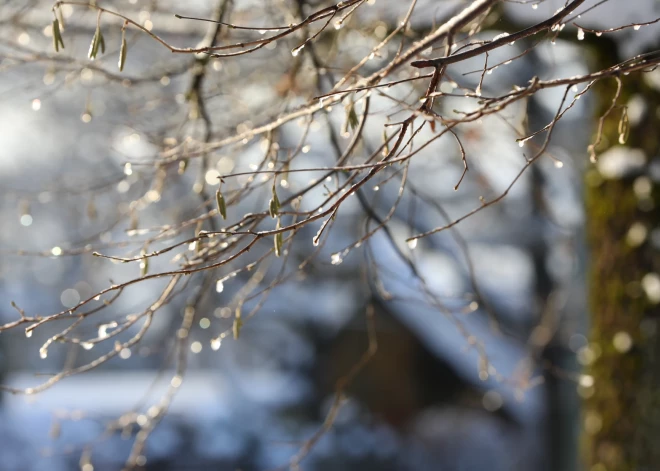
347,101,359,130
382,129,389,157
140,250,148,276
274,218,283,257
98,31,106,54
268,182,280,218
215,188,227,219
618,108,629,144
232,306,242,340
118,33,127,71
88,29,100,59
52,19,65,52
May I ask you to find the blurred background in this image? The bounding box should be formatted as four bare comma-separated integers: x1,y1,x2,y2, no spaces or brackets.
0,0,658,470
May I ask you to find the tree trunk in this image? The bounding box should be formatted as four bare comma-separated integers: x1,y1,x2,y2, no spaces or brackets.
583,39,660,471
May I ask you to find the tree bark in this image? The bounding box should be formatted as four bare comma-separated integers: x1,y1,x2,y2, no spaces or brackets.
583,38,660,471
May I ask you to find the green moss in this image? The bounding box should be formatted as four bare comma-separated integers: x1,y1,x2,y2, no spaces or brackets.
583,57,660,470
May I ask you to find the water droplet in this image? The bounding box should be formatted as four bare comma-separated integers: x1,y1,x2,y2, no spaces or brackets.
331,253,343,265
407,238,418,250
532,3,538,9
291,45,304,57
216,280,224,293
25,329,33,338
259,30,267,35
595,32,602,37
554,160,564,169
633,25,641,31
81,342,94,350
98,322,116,339
39,348,48,359
577,28,585,40
211,337,222,350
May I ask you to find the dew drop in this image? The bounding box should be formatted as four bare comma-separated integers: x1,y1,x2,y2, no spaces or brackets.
98,322,117,339
577,28,585,40
216,280,224,293
81,342,94,350
211,337,222,350
39,348,48,359
532,3,538,9
291,45,304,57
633,25,641,31
331,252,343,265
25,329,33,338
407,238,418,250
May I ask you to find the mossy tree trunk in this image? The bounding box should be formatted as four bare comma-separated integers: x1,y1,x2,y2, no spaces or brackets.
583,39,660,471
